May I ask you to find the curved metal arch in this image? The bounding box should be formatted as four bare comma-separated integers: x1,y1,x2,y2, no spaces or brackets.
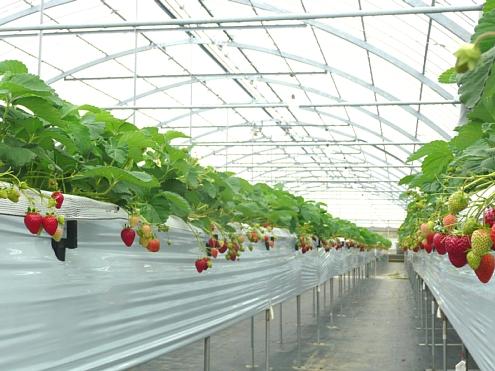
46,39,450,139
130,75,423,152
229,0,453,99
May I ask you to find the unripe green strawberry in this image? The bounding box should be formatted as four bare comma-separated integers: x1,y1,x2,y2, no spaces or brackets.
471,228,493,255
467,251,481,270
448,191,468,214
462,217,480,236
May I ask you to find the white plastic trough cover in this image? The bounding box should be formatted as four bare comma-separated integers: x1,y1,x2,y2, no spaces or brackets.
411,251,495,371
0,195,375,371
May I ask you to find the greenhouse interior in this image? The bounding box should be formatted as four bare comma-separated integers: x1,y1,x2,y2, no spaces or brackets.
1,0,495,370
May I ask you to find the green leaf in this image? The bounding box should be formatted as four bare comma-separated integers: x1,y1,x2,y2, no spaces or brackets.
484,0,495,13
163,130,189,143
1,73,53,99
408,140,449,161
438,67,457,84
0,143,37,167
38,128,78,154
458,48,495,109
161,191,191,218
104,139,128,165
74,166,159,188
450,122,484,151
398,174,416,186
0,60,28,75
472,9,495,52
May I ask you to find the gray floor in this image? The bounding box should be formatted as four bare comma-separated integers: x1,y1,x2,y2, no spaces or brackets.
129,262,474,371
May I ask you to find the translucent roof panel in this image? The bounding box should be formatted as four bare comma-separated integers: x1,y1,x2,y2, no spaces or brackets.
0,0,484,228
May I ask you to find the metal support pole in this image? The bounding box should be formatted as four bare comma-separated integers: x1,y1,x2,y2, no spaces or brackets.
204,337,211,371
312,287,316,317
419,279,423,328
442,314,447,371
250,316,255,369
296,295,301,358
265,309,270,371
37,0,45,76
323,281,327,309
425,287,429,345
432,299,436,370
316,285,320,343
330,277,334,324
279,303,283,344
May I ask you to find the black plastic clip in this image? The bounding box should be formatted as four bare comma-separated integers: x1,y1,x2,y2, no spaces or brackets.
51,220,78,262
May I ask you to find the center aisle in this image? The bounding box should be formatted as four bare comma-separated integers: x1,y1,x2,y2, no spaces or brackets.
130,261,431,371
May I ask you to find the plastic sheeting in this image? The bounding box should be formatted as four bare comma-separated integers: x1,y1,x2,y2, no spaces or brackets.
0,207,376,371
410,251,495,371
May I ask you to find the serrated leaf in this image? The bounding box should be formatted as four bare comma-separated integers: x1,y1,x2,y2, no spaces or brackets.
472,9,495,52
399,174,416,186
458,48,495,109
0,143,37,167
74,166,159,188
161,191,191,218
0,73,53,99
438,67,457,84
450,122,483,151
408,140,449,162
163,130,189,143
0,60,28,75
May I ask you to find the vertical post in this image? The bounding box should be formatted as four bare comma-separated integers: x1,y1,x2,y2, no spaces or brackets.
431,298,435,370
204,337,211,371
251,316,255,369
296,295,301,359
265,309,270,371
419,279,423,328
442,314,447,371
323,281,327,309
316,285,320,343
425,287,428,345
37,0,45,76
330,277,334,324
132,0,139,125
279,303,283,344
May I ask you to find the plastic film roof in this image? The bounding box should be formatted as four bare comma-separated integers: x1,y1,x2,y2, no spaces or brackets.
0,0,484,228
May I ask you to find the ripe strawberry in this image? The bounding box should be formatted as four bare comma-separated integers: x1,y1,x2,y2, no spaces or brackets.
422,239,433,254
52,226,64,242
426,233,434,245
218,240,228,254
210,247,219,258
141,224,152,238
444,235,470,268
491,225,495,248
475,254,495,283
42,214,58,236
264,235,269,242
443,214,457,229
467,251,481,270
121,226,136,247
432,233,447,255
195,258,207,273
129,214,140,228
147,239,160,252
229,251,237,261
24,209,43,235
448,191,468,214
208,237,218,248
471,228,492,255
484,208,495,227
50,191,64,209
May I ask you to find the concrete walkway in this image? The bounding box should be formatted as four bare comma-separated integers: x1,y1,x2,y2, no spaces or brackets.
129,262,466,370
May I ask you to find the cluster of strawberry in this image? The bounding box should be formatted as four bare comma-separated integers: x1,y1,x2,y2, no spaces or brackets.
120,215,160,253
23,191,65,241
411,191,495,283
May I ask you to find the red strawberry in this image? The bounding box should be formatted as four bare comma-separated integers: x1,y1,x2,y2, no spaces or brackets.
229,251,237,261
24,210,43,234
195,259,207,273
208,237,218,248
475,254,495,283
218,240,228,254
42,214,58,236
121,226,136,247
484,208,495,227
444,235,470,268
413,246,419,253
50,191,64,209
426,233,434,245
147,239,160,252
490,225,495,248
432,233,447,255
210,247,219,258
264,235,269,242
423,240,433,254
